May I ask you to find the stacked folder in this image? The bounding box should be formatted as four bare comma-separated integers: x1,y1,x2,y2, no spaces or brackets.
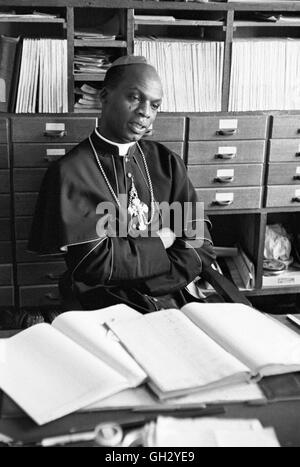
229,38,300,111
15,38,68,113
134,38,224,112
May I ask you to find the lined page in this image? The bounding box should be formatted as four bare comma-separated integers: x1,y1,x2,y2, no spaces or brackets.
0,324,128,425
182,303,300,377
109,309,250,398
52,304,147,387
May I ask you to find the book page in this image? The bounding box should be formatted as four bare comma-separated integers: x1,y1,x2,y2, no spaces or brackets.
109,309,250,398
0,324,128,425
182,302,300,377
52,304,146,387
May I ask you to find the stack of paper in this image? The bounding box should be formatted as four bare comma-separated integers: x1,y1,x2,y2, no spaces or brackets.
229,38,300,111
134,38,224,111
147,417,280,447
74,83,102,113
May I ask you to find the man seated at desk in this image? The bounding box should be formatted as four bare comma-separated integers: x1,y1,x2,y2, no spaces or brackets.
28,55,215,313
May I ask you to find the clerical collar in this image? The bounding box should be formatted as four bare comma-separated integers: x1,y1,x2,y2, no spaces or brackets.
95,128,135,156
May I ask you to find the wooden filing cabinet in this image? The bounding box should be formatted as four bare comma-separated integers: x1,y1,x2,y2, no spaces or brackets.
187,115,267,211
266,115,300,207
11,116,97,310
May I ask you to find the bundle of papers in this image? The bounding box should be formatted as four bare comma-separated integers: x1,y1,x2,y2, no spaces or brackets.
73,49,111,75
229,38,300,111
74,83,102,113
134,38,223,111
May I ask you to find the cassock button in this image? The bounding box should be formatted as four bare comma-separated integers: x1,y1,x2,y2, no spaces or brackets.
127,172,132,178
125,157,129,163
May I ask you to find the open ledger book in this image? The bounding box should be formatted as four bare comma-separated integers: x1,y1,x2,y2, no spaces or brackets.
0,305,146,425
1,302,300,424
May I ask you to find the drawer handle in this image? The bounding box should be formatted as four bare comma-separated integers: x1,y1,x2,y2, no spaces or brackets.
44,292,59,301
214,176,235,184
43,130,67,138
295,152,300,157
45,273,60,281
212,199,233,206
216,129,237,136
292,197,300,203
215,153,236,160
293,175,300,181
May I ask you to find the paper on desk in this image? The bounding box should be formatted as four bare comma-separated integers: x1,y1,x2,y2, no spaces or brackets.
214,427,280,447
149,417,280,447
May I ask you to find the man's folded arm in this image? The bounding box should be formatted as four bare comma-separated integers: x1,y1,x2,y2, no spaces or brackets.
66,234,171,286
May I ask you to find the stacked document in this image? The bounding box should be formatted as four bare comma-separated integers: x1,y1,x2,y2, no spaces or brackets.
74,83,102,113
134,38,224,111
229,38,300,111
74,49,111,77
147,417,280,447
15,38,67,113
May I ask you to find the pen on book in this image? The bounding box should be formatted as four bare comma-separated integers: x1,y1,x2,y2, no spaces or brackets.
132,404,226,417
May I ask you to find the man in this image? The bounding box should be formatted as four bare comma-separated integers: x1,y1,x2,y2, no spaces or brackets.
28,55,215,312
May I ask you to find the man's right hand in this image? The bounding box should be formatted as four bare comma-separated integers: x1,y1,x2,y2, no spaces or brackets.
157,228,176,249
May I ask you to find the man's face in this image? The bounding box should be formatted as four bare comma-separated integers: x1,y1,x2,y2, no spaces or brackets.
100,65,163,143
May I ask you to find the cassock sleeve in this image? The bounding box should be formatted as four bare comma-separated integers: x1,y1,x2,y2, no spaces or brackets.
28,144,108,255
142,168,216,296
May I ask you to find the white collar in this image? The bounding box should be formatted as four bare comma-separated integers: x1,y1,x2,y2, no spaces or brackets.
95,128,135,156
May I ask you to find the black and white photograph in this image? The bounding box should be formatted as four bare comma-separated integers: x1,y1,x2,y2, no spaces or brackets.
1,0,300,450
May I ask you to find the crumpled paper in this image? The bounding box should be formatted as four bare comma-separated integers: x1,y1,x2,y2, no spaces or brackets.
264,224,292,261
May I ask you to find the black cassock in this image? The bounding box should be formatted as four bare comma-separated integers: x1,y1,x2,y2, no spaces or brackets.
28,130,215,312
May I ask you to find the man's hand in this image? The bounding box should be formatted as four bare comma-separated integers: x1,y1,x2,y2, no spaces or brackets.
157,228,176,249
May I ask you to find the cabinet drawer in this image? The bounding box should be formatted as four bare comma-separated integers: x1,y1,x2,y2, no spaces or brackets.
15,193,37,216
13,143,78,167
188,140,265,164
0,219,11,241
161,142,184,158
0,195,10,218
266,185,300,207
11,117,97,143
188,164,263,188
196,187,262,210
15,217,32,240
16,241,64,263
17,262,65,285
0,286,14,307
0,170,9,193
148,116,185,141
0,145,9,168
269,139,300,162
272,115,300,138
0,242,12,262
19,285,61,307
0,119,8,143
268,163,300,185
0,264,13,286
14,169,46,192
189,115,267,141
